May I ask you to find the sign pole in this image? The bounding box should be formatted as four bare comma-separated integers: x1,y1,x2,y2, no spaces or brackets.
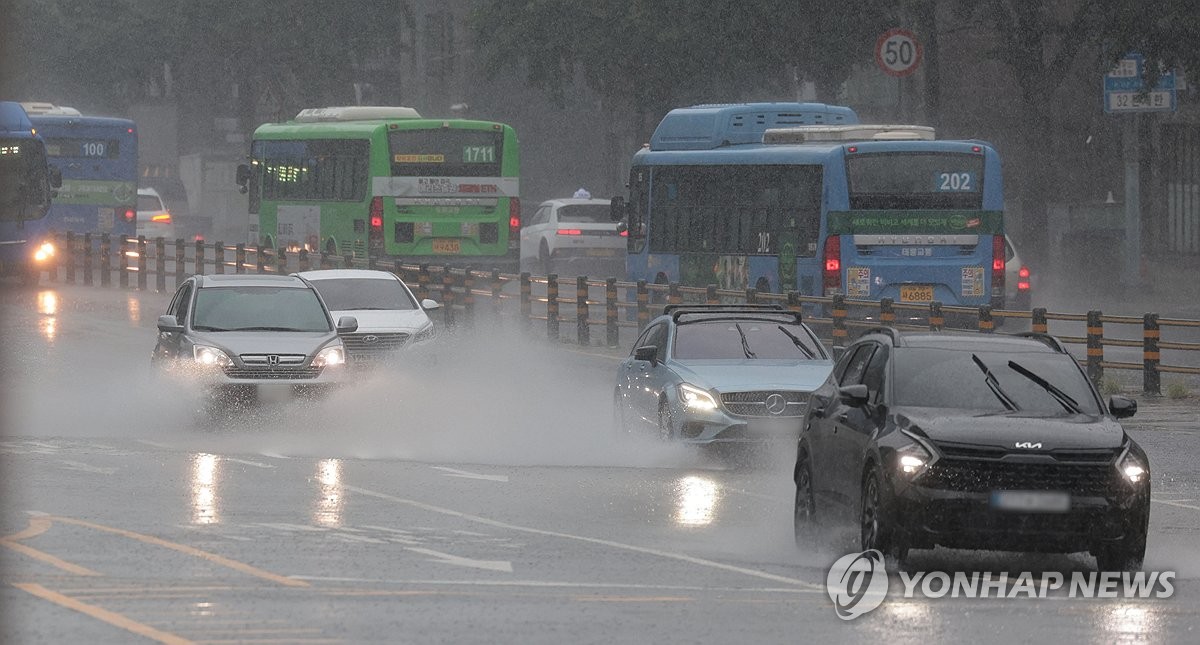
1122,114,1142,288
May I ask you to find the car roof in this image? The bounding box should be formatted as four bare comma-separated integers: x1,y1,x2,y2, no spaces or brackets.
137,187,160,197
293,269,400,281
857,328,1064,353
540,198,611,208
195,274,310,289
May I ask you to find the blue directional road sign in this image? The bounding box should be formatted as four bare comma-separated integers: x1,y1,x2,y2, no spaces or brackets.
1104,54,1177,113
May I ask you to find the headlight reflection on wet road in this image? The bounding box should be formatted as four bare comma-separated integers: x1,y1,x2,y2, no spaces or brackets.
190,453,220,525
37,290,57,341
673,475,721,527
314,458,344,527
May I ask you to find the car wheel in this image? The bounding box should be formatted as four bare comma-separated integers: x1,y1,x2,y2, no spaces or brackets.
860,466,890,553
657,398,674,441
539,242,552,277
1093,517,1148,571
793,450,817,549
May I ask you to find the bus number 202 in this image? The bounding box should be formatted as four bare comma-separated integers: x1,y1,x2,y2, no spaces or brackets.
937,172,973,192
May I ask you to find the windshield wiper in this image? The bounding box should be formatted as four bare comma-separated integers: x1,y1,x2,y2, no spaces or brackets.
1007,360,1082,414
777,325,816,359
734,323,757,359
972,353,1019,411
228,326,311,332
191,325,231,332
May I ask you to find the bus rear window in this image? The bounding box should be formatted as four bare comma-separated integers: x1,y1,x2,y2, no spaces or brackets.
847,152,983,209
388,129,503,177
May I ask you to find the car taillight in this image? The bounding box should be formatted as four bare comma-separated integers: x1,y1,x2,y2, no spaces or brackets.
151,213,171,223
557,229,582,236
620,229,628,237
823,235,841,295
1018,266,1031,291
369,196,384,253
123,208,135,222
992,235,1005,297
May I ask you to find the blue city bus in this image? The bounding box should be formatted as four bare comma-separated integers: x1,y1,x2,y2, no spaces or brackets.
0,101,60,283
617,103,1007,309
22,103,138,240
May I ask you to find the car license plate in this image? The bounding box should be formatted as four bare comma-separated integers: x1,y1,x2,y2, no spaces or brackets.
900,284,934,302
350,352,378,363
432,238,461,254
990,490,1071,513
586,248,615,257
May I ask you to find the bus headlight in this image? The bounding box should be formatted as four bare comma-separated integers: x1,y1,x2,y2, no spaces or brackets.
314,346,345,368
32,241,56,263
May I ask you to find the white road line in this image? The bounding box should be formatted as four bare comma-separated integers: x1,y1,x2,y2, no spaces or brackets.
404,546,513,573
289,575,820,594
57,460,118,475
135,439,173,450
430,466,509,482
345,484,823,590
221,457,275,469
1152,498,1200,512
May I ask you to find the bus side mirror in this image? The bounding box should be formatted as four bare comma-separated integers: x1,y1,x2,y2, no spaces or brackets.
236,164,252,194
610,196,626,222
49,167,62,189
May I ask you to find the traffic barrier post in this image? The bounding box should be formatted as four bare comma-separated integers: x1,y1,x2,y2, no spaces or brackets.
491,269,503,318
1143,313,1160,396
1086,310,1104,385
136,237,147,290
520,272,532,325
298,249,310,272
668,282,682,306
441,268,456,328
83,233,94,286
880,298,895,325
194,239,205,274
64,232,76,284
343,253,353,269
606,278,619,347
1032,307,1048,334
319,252,332,270
417,264,430,301
978,305,994,333
100,234,112,287
155,238,166,292
745,287,757,304
214,242,225,274
235,243,246,274
547,273,560,340
118,237,130,288
463,267,476,329
787,291,801,316
706,284,718,305
577,275,590,346
277,248,288,276
175,239,185,287
255,244,265,274
636,280,649,330
929,301,944,331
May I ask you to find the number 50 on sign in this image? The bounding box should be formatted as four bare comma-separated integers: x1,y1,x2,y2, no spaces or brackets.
875,28,923,77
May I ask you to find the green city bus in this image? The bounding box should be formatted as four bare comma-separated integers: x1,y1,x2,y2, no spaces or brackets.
238,106,520,266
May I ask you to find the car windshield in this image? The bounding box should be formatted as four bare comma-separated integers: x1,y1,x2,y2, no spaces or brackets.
192,286,331,332
137,194,162,211
672,320,824,360
308,278,417,311
893,348,1102,414
557,204,609,223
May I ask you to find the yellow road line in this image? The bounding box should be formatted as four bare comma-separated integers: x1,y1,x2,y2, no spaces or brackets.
3,516,52,541
12,582,194,645
0,539,102,577
50,516,308,588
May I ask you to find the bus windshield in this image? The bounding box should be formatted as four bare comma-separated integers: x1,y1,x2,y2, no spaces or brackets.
388,129,503,177
846,152,984,209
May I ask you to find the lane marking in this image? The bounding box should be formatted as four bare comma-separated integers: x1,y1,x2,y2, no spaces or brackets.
195,640,342,645
136,439,174,450
57,459,119,475
404,546,513,573
1,517,101,576
222,457,276,469
50,516,309,588
573,594,691,602
430,466,509,482
345,485,823,590
1152,498,1200,512
289,575,819,594
12,583,194,645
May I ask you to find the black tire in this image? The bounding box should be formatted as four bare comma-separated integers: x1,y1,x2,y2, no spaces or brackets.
657,398,674,441
793,451,817,549
539,242,552,277
1094,527,1147,572
860,466,889,553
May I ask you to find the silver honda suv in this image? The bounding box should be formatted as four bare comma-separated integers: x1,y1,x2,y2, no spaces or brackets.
152,274,357,404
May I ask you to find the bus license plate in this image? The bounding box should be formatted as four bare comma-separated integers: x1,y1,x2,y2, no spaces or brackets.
432,239,461,254
900,285,934,302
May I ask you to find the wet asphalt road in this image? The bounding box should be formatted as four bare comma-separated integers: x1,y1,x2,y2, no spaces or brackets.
2,283,1200,644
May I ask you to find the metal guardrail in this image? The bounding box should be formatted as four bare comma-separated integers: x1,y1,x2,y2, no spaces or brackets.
45,232,1200,395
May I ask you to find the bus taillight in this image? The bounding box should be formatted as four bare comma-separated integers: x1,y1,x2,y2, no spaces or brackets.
123,208,135,222
508,198,521,250
992,235,1005,298
823,235,841,295
368,196,384,254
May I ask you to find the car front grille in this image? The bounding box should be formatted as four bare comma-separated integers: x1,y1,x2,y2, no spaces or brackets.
341,333,411,352
227,354,321,380
920,459,1118,497
720,390,809,417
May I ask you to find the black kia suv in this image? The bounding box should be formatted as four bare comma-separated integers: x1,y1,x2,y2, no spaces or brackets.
793,328,1149,571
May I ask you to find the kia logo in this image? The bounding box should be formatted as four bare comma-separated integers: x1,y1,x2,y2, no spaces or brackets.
764,393,788,416
1014,441,1043,449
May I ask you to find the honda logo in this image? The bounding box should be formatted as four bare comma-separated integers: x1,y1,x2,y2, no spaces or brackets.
268,354,280,367
1014,441,1043,449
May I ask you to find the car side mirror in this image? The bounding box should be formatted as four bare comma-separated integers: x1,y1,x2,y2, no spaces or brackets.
610,196,626,222
156,314,183,333
838,384,870,407
235,163,252,194
336,316,358,334
1109,395,1137,419
421,298,441,310
633,345,658,366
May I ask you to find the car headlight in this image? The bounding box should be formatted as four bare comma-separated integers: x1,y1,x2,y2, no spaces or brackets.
314,345,345,368
193,345,232,367
679,383,718,412
1117,449,1148,485
32,241,56,262
412,323,436,344
896,431,935,477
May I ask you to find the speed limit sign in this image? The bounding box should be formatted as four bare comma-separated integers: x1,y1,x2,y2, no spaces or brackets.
875,28,922,77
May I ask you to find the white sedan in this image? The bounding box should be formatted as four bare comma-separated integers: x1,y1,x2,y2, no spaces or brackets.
294,269,440,367
519,198,626,277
